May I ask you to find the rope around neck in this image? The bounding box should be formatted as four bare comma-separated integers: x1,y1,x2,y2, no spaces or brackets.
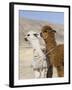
45,47,56,56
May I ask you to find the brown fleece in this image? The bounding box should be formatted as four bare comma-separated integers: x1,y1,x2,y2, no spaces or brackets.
41,25,64,77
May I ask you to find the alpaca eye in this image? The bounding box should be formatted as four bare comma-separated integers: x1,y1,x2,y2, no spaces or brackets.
34,34,37,35
44,31,47,33
27,34,30,36
34,34,38,37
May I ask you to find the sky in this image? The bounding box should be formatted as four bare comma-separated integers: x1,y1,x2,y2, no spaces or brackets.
19,10,64,24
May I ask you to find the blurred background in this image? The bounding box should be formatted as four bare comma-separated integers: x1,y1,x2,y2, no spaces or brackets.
19,10,64,79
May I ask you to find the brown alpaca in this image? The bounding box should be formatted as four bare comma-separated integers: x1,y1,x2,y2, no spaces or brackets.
40,25,64,77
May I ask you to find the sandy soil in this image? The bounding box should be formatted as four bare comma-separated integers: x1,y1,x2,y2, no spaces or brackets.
19,47,58,79
19,47,34,79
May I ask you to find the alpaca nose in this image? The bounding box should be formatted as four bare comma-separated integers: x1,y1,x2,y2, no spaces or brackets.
40,32,42,37
24,38,28,41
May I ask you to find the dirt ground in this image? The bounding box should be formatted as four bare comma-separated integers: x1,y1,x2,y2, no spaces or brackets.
19,47,58,79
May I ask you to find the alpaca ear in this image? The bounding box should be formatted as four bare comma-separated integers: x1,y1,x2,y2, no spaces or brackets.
52,30,56,33
48,29,56,33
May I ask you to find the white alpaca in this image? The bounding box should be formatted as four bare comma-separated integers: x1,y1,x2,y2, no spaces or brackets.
24,31,47,78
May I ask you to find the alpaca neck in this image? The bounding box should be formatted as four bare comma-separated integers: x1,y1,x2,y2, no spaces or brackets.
45,37,57,51
31,40,44,57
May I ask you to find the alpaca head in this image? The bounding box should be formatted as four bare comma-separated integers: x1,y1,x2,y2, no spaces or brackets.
24,31,40,42
40,25,56,41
